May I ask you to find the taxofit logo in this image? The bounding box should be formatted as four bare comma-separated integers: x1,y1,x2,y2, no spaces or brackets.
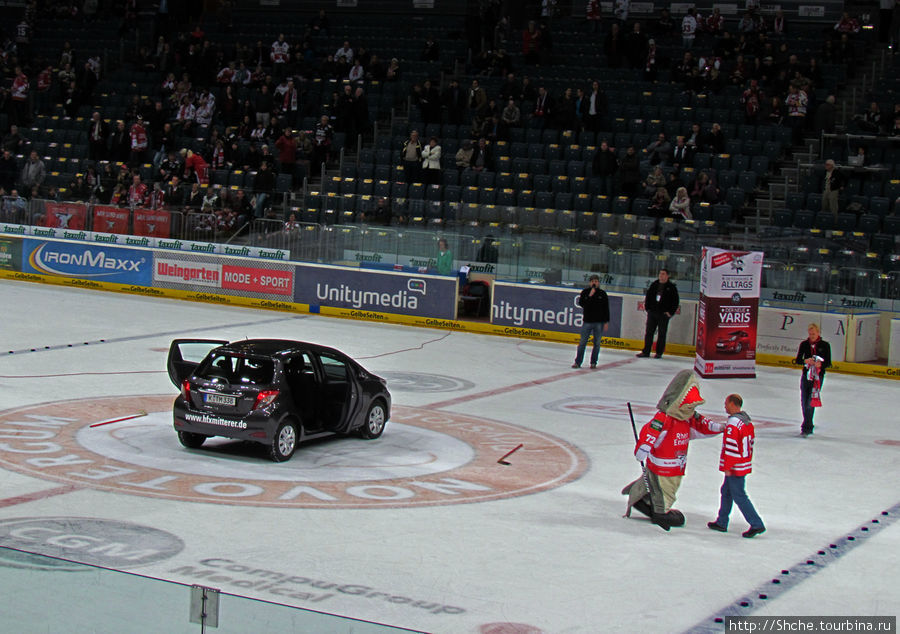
0,396,587,509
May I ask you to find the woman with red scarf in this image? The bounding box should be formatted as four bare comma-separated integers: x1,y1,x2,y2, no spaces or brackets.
795,323,831,437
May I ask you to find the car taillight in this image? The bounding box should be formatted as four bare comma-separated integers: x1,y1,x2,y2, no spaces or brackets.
252,389,280,410
181,380,191,401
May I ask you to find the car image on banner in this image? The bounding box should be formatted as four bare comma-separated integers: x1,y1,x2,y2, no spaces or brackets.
167,339,391,462
716,329,751,354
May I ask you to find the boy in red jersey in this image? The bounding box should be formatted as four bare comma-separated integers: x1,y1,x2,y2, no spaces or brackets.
707,394,765,538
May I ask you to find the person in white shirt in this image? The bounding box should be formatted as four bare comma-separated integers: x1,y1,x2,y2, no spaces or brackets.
335,41,354,63
421,136,442,185
682,8,698,49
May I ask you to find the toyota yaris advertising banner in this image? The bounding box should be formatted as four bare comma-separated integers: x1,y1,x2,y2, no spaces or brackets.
695,248,764,378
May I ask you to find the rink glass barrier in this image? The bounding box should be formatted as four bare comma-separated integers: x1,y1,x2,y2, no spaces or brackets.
0,546,417,633
4,196,899,309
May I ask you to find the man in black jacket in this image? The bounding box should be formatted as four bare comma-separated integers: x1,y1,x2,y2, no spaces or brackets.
573,274,611,369
637,268,680,359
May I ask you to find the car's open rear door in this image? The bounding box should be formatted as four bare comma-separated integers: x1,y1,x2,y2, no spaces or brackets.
167,339,229,388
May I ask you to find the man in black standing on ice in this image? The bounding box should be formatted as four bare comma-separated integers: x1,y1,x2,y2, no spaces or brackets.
637,268,679,359
572,274,610,369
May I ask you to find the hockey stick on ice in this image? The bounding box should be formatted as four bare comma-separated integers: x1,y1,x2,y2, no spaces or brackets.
627,402,652,507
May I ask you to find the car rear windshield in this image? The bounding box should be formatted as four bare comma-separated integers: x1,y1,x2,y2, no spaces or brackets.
196,353,275,386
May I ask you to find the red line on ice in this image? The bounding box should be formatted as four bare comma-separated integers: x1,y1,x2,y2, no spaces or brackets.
0,485,82,508
425,357,636,409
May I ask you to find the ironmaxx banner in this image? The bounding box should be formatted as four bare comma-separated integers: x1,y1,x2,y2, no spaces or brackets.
294,263,458,319
694,247,764,379
22,238,152,286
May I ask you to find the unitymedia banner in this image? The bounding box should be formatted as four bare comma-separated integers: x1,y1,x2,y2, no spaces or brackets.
491,281,623,337
695,248,764,378
294,263,458,319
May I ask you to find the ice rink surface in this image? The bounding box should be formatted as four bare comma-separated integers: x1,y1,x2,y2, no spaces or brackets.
0,280,898,634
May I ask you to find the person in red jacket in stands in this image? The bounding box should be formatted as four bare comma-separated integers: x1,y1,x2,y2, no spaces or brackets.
181,149,209,184
623,370,724,531
707,394,765,538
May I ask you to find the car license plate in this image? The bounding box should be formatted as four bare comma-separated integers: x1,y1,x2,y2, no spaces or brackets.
204,393,236,406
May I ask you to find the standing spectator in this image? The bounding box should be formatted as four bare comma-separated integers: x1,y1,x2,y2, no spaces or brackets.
442,78,465,125
10,66,29,126
795,323,831,437
682,9,698,49
270,34,290,77
592,140,618,195
813,95,836,134
19,150,45,193
625,22,649,68
2,125,26,154
436,238,453,275
254,84,274,127
785,82,808,145
572,274,610,369
421,136,442,185
35,65,53,116
821,159,844,218
618,145,641,196
605,22,624,68
275,128,298,180
636,268,679,359
587,0,602,32
312,115,333,175
468,79,488,123
0,149,17,193
280,79,300,126
129,115,149,167
613,0,630,24
522,21,542,64
88,111,109,161
585,82,608,132
707,394,766,538
532,86,552,129
401,130,423,183
253,160,275,218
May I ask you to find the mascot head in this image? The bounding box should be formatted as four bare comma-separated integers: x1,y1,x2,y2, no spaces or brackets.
656,369,705,420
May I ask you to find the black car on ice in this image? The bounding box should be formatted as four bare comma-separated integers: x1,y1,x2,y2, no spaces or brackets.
167,338,391,461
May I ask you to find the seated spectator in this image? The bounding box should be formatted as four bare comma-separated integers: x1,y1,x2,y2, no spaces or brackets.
470,137,493,172
283,212,302,236
834,12,860,34
501,99,521,128
855,102,883,134
643,133,671,167
648,187,671,217
642,165,667,198
670,136,692,172
455,140,474,170
669,186,692,220
689,171,719,203
68,174,90,201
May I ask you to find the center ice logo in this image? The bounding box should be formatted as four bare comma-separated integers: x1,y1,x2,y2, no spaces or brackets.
0,396,587,509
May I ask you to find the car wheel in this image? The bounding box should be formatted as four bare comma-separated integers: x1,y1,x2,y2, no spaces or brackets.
735,343,743,353
359,401,387,439
269,419,299,462
178,431,207,449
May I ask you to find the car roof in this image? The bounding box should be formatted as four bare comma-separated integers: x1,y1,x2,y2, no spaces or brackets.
219,339,346,359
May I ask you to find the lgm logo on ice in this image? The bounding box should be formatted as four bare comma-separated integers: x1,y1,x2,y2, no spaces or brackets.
0,517,184,570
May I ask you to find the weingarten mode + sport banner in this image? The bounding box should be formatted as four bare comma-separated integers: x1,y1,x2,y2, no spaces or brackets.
695,247,764,379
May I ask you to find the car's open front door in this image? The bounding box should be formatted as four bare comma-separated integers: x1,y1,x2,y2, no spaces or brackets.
166,339,229,388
